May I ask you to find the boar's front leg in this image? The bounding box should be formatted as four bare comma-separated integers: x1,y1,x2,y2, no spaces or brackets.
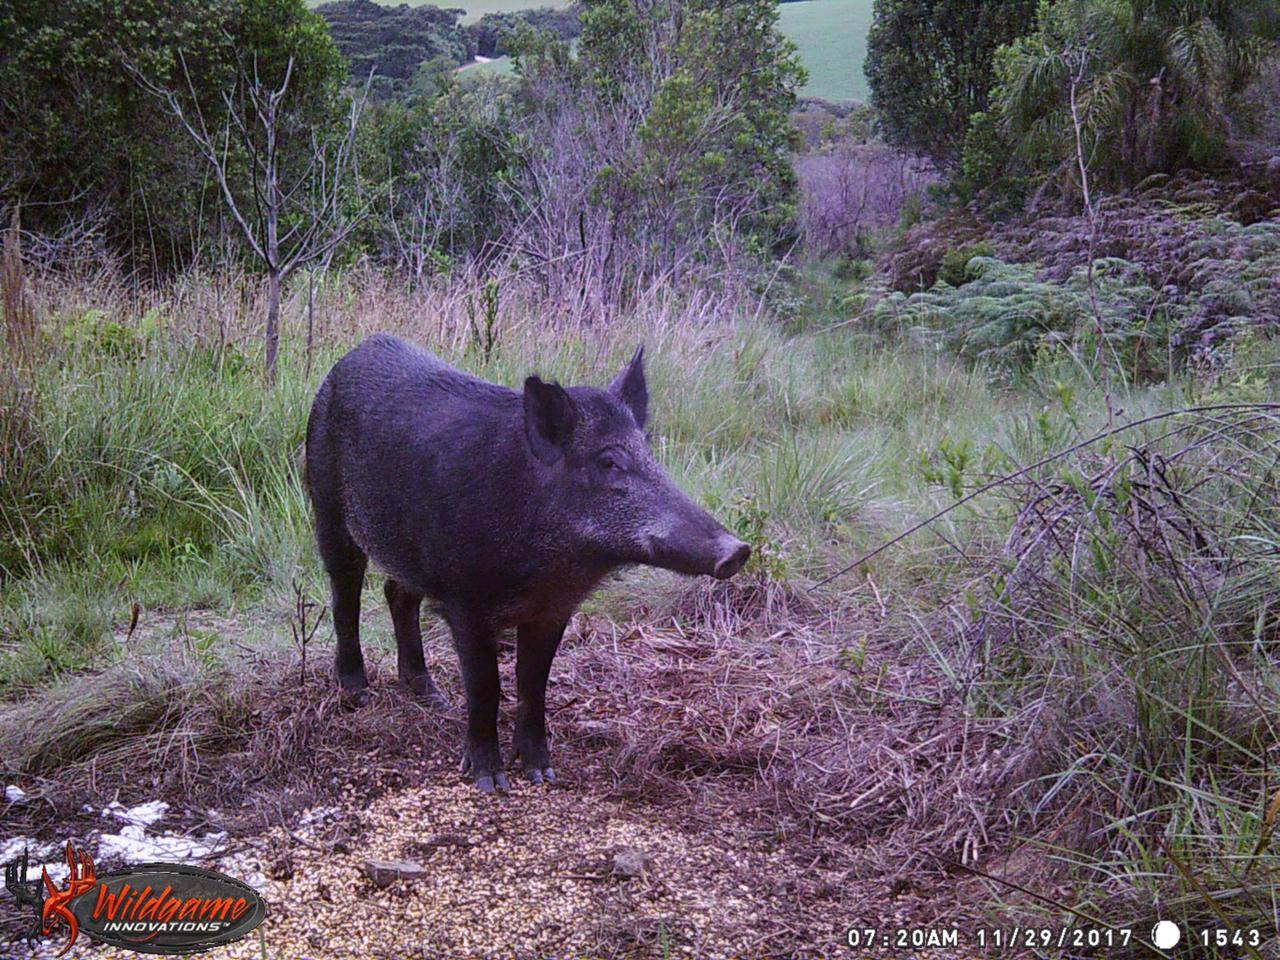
446,608,508,794
514,619,566,785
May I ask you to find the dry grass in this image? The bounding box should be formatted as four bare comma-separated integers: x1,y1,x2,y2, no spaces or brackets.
891,404,1280,941
553,576,1027,882
0,592,996,957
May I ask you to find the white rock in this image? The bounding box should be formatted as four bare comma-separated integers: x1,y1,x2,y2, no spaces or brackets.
101,799,169,827
95,825,227,864
0,838,68,886
5,784,27,803
296,805,340,827
0,836,55,865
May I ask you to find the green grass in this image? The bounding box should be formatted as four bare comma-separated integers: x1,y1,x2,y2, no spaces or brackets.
0,266,1181,703
777,0,870,102
0,273,1058,696
452,0,568,23
458,55,517,77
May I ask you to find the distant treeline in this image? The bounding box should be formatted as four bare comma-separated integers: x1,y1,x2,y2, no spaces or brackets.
0,0,800,293
316,0,582,97
469,6,580,57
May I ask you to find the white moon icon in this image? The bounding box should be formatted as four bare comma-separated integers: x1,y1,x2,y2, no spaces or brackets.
1151,920,1181,950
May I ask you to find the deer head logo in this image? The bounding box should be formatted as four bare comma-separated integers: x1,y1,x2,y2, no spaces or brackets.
4,845,46,941
5,842,96,956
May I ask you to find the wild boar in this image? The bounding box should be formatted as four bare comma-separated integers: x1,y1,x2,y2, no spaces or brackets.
305,335,749,792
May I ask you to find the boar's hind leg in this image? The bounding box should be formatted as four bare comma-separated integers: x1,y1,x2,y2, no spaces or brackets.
445,609,508,794
514,619,566,785
318,522,369,704
384,579,448,708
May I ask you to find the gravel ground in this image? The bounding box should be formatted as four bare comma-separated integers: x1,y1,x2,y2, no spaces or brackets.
237,780,830,958
8,773,885,960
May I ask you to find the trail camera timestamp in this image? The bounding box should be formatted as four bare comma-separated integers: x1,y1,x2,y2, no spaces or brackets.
846,926,1133,951
846,927,960,950
846,926,1141,951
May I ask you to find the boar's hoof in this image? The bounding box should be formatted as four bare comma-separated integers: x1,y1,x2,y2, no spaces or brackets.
339,687,372,709
474,772,511,794
402,675,450,710
460,750,510,793
513,739,555,785
525,766,556,785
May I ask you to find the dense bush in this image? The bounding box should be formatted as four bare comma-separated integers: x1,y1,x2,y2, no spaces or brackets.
491,0,804,301
795,141,936,260
358,82,521,280
873,197,1280,377
864,0,1036,166
470,6,581,58
976,0,1280,197
872,256,1164,371
0,0,347,274
317,0,473,99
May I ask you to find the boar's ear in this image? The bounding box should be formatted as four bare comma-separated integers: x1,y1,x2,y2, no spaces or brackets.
523,376,579,464
608,345,648,429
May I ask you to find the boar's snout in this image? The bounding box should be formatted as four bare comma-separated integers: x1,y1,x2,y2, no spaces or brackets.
641,481,752,580
712,537,751,580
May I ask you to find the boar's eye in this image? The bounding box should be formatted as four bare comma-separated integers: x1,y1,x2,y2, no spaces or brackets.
595,450,628,474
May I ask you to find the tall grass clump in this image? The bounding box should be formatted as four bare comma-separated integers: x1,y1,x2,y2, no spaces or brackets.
923,400,1280,943
1,213,43,553
0,275,340,696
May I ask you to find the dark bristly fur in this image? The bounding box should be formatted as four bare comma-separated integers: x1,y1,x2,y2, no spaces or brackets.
304,334,749,792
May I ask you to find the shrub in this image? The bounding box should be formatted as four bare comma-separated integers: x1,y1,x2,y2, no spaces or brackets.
985,0,1280,196
871,255,1164,372
947,408,1280,934
864,0,1036,165
938,240,996,287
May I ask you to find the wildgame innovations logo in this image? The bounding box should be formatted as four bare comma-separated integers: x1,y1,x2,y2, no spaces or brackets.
4,841,268,955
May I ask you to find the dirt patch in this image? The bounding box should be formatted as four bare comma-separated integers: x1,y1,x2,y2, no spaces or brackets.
3,753,969,959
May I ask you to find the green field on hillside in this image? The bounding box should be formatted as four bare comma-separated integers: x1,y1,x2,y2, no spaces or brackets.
459,54,517,77
778,0,867,101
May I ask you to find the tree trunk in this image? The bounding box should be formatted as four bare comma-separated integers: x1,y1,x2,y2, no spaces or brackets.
265,268,281,385
265,92,282,386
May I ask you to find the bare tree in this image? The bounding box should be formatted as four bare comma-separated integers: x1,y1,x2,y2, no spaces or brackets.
134,54,370,382
382,123,468,288
796,141,937,260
